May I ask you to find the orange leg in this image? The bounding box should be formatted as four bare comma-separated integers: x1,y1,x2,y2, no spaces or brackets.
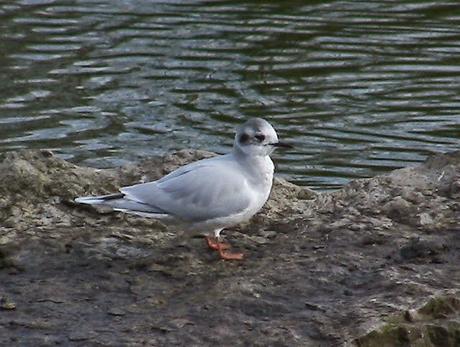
205,236,230,251
204,236,244,260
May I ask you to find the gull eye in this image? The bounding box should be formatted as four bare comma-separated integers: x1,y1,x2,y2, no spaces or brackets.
255,134,265,142
239,133,250,144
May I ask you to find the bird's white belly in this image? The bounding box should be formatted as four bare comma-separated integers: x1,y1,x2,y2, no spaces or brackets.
194,196,268,232
189,180,272,233
187,156,274,232
230,161,274,223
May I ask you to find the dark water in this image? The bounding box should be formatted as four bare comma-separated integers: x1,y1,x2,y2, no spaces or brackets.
1,0,459,189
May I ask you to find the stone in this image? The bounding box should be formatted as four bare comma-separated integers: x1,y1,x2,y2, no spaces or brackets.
0,149,459,346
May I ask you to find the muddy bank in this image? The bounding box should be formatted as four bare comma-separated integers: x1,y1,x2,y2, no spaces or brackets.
0,149,459,346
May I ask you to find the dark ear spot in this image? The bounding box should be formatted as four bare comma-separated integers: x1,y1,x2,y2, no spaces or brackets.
239,133,250,144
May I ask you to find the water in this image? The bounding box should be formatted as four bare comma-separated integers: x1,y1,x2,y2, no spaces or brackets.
0,0,459,190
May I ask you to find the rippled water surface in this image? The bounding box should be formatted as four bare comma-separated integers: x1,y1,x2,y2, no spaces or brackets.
1,0,459,189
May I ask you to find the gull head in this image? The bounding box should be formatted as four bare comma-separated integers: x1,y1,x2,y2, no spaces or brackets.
234,118,292,157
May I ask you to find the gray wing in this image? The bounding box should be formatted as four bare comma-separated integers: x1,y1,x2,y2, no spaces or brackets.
120,159,252,222
75,193,167,214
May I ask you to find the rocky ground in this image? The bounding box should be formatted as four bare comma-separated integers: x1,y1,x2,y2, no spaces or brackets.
0,149,459,346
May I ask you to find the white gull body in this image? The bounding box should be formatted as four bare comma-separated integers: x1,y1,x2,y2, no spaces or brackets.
75,118,291,258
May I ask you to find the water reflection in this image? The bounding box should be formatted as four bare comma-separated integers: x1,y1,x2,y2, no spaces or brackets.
0,0,459,189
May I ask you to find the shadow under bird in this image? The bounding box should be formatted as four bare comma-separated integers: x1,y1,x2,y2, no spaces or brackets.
75,118,292,260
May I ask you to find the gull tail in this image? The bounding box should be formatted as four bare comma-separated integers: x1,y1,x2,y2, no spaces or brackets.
75,193,169,218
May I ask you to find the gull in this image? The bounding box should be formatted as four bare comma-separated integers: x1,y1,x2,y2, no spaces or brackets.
75,118,292,260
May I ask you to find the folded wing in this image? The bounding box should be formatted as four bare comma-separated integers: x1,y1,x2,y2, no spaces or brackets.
121,160,252,222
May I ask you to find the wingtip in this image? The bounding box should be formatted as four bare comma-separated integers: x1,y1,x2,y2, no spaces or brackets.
74,196,101,205
74,197,84,204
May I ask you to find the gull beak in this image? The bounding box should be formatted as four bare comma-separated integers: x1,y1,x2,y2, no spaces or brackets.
270,142,293,149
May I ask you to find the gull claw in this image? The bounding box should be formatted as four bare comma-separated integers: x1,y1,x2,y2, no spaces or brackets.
218,249,244,261
205,236,244,260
